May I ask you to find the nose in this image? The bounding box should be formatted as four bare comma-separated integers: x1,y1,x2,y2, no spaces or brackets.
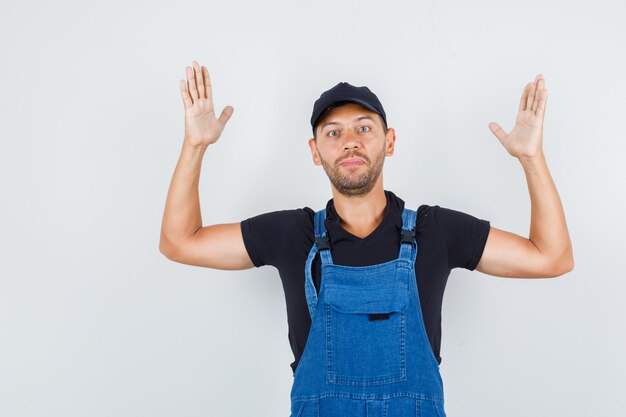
342,129,361,150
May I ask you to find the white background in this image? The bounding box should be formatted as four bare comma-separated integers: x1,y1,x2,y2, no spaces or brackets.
1,0,625,416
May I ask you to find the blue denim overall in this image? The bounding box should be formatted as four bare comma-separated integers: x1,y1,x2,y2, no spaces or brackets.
289,207,446,417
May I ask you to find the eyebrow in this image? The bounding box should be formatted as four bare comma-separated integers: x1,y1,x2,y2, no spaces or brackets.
321,115,375,130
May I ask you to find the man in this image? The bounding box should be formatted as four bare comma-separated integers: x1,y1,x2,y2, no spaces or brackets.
160,61,574,416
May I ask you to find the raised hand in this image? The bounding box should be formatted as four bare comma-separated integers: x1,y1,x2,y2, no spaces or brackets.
179,61,234,148
488,74,548,159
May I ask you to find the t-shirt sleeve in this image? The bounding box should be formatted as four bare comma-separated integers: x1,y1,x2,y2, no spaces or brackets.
240,209,298,268
434,205,491,271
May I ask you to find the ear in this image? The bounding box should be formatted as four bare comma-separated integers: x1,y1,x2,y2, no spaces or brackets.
308,137,322,165
384,128,396,156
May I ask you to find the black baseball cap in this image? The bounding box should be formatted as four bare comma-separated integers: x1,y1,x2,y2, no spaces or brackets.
310,82,387,134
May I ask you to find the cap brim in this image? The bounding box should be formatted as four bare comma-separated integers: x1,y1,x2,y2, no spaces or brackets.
312,98,380,131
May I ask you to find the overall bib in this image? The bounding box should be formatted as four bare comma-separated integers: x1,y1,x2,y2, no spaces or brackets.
289,207,446,417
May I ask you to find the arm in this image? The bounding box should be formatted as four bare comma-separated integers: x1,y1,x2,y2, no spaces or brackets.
159,60,254,270
476,74,574,278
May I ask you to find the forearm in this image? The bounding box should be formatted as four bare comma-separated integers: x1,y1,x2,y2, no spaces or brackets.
519,151,574,270
159,141,208,252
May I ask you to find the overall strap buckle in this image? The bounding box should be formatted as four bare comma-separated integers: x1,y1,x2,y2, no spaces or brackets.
315,235,330,251
400,229,415,244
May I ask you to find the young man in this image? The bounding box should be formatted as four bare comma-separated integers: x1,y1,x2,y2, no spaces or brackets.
160,61,574,417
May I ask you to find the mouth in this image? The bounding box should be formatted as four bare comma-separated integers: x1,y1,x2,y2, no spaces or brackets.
339,157,366,166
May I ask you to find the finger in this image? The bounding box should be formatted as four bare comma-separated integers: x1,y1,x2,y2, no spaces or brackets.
519,83,531,112
535,89,548,118
193,61,205,99
531,76,544,113
202,66,213,103
179,79,193,110
218,105,235,126
186,66,198,102
526,77,538,111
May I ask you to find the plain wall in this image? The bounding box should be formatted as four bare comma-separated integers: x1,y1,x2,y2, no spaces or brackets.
1,0,625,416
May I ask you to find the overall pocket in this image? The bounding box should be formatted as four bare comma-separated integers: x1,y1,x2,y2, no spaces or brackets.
324,281,408,386
418,398,446,417
291,399,318,417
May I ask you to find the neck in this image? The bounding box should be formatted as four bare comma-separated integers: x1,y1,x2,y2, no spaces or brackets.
330,181,387,238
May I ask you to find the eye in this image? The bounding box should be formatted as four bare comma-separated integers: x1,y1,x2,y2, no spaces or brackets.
328,130,339,137
359,125,371,133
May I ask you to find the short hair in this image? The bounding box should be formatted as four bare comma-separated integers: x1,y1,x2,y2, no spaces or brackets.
313,101,388,140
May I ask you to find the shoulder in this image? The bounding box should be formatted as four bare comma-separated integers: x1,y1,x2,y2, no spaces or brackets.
410,203,437,229
383,191,438,231
430,204,489,232
241,207,315,226
240,207,318,268
426,204,490,270
240,207,317,248
416,203,437,220
387,196,476,231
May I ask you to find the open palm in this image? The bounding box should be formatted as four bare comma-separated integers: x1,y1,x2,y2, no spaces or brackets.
488,74,548,159
179,61,234,148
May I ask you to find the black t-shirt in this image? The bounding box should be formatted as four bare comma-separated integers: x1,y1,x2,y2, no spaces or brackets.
240,190,490,374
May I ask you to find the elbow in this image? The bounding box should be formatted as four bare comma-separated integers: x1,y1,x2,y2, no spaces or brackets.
159,243,170,258
159,229,199,262
550,253,575,278
159,234,176,260
564,256,575,273
159,242,171,259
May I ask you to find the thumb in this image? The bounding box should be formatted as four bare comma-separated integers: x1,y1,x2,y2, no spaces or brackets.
488,122,507,142
218,105,235,126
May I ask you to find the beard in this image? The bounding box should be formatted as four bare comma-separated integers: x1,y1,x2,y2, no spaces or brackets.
318,145,386,197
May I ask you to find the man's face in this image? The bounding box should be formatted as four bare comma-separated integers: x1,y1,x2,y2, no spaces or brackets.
308,103,395,197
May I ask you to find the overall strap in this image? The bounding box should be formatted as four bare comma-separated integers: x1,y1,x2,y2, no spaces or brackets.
303,208,330,320
399,207,418,263
314,209,333,265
